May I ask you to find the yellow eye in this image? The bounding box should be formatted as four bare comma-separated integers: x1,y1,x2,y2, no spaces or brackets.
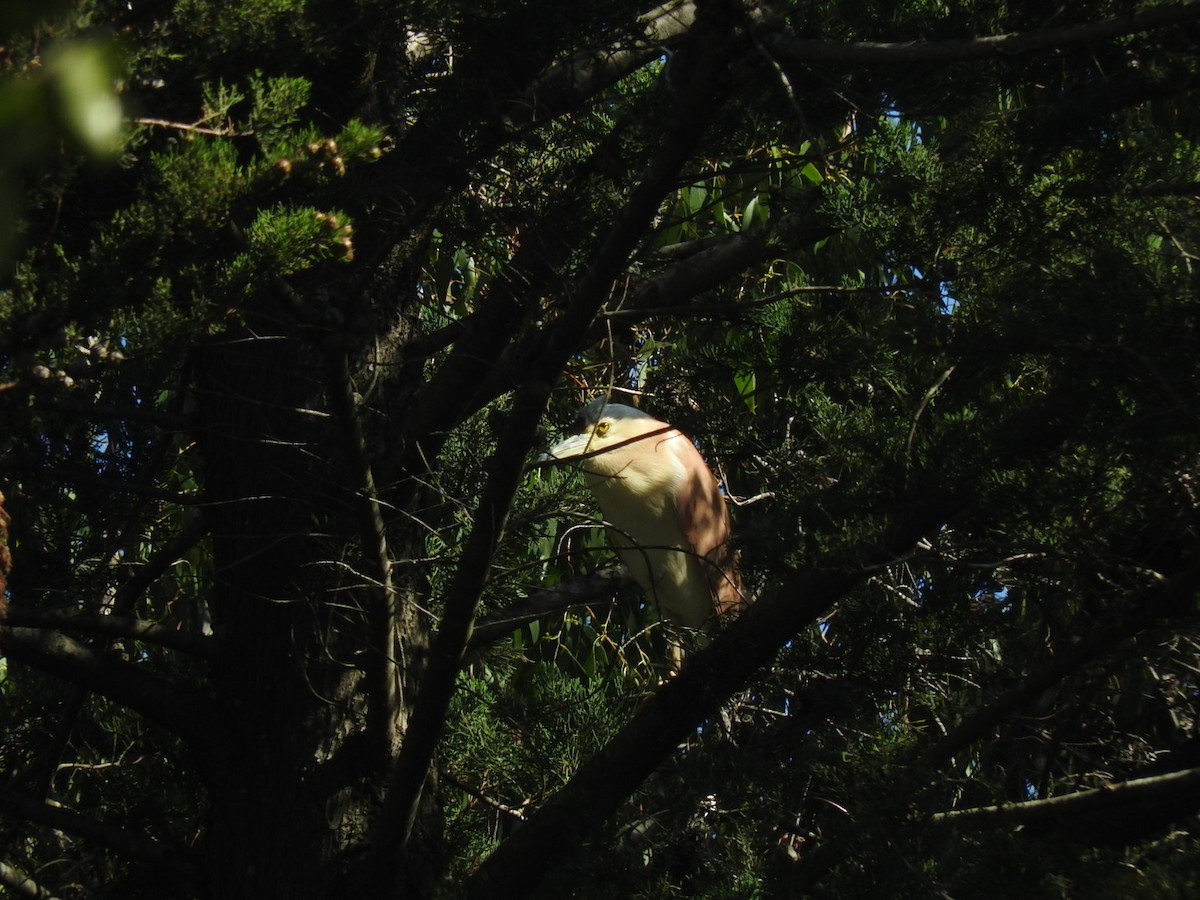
595,421,610,437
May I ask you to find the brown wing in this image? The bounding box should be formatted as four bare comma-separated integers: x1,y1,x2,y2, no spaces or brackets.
670,437,744,621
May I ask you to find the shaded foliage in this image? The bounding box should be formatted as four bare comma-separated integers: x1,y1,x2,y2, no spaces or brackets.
2,0,1200,897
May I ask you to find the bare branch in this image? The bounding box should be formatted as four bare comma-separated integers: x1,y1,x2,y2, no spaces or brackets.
365,380,555,888
930,765,1200,835
906,366,955,456
0,860,62,900
505,1,699,127
324,349,400,755
133,117,252,138
531,424,675,471
762,3,1200,67
0,627,222,752
467,567,640,651
111,513,208,614
0,786,198,880
465,493,951,898
1,608,213,656
610,213,834,320
441,768,529,823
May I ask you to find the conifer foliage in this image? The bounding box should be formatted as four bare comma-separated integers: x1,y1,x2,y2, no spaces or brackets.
3,1,1200,897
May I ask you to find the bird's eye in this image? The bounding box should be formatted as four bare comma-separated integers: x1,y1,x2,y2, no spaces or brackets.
595,421,610,437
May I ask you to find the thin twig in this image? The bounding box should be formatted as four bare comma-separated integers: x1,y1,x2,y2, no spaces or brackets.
441,769,528,822
604,284,912,320
133,117,253,138
907,367,955,457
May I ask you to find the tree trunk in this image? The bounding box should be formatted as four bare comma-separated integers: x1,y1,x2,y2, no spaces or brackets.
196,323,436,897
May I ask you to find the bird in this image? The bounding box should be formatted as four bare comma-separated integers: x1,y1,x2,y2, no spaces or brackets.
544,398,744,664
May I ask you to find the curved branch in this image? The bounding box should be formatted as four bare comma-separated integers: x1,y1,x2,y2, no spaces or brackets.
0,786,197,882
616,212,834,318
369,27,737,892
505,1,699,127
0,627,221,753
763,3,1200,67
110,513,208,614
0,861,61,900
930,765,1200,838
467,567,640,651
1,608,213,657
464,492,952,898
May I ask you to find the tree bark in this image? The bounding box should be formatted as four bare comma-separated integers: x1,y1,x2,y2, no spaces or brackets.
196,323,423,898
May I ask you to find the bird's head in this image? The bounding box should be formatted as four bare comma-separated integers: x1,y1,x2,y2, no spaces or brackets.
543,399,671,472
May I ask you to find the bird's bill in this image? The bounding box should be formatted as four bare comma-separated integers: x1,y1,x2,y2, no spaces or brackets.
543,432,593,461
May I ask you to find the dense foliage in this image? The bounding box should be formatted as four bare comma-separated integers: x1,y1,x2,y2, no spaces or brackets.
3,1,1200,897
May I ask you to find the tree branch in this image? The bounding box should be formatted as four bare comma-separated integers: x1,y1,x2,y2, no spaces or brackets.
616,212,834,317
787,564,1200,888
369,23,736,891
0,861,62,900
461,575,855,898
467,567,641,652
470,24,741,412
387,108,655,486
922,628,1131,771
930,765,1200,837
0,786,197,880
0,627,222,753
762,2,1200,67
464,493,952,898
505,0,700,128
365,380,555,888
324,349,401,756
108,514,208,614
924,562,1200,770
1,608,213,657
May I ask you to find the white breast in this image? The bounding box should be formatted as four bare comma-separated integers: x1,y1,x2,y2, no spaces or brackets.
583,433,715,629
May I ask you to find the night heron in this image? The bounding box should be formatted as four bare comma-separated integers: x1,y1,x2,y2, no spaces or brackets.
545,399,744,662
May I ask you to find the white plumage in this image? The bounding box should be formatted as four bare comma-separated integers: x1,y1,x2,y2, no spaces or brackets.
546,399,743,641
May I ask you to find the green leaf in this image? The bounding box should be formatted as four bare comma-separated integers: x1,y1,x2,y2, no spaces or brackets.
734,370,756,412
799,161,823,186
